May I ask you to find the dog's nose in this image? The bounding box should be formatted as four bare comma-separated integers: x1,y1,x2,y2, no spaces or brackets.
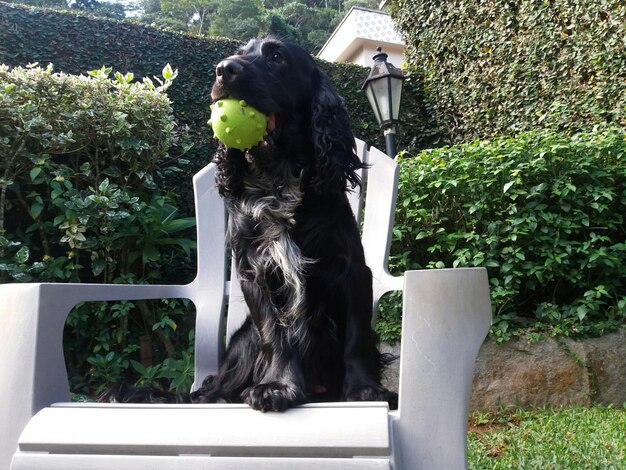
216,59,243,82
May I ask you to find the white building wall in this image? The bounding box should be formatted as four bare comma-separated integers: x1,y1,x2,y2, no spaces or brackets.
318,7,405,67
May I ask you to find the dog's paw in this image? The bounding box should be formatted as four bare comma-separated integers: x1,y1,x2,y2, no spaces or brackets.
241,382,306,412
188,376,235,404
343,384,399,410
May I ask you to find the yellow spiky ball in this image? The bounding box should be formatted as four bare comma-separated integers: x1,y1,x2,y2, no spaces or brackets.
208,98,268,151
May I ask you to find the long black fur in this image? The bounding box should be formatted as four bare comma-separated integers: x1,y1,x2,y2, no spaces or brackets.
101,37,397,412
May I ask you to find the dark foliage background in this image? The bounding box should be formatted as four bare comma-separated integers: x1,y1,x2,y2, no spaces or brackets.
0,1,433,196
0,1,432,394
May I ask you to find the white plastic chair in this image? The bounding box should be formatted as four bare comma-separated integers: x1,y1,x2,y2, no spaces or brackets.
0,139,491,470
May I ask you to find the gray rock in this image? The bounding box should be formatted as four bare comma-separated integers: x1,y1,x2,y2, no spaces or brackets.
470,336,591,410
582,328,626,406
379,328,625,410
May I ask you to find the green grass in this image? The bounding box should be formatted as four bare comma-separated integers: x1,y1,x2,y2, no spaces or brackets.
468,406,626,469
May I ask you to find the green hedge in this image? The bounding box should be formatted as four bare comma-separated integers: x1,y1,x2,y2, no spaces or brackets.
386,129,626,342
389,0,626,143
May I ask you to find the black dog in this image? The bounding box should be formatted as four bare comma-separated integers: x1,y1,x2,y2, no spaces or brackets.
102,37,397,412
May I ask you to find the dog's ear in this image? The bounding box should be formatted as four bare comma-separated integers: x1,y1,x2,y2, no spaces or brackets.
213,145,247,197
309,70,363,193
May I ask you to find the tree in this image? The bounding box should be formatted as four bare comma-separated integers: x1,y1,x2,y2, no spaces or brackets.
4,0,68,8
7,0,142,19
143,0,160,14
267,13,300,44
209,0,268,41
69,0,99,10
159,0,219,35
274,2,335,51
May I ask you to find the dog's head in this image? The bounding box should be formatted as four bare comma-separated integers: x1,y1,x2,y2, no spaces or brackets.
211,37,362,193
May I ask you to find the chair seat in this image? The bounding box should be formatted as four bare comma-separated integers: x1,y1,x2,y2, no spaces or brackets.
11,402,391,470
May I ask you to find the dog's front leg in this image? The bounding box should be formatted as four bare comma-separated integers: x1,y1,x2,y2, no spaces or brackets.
238,279,308,412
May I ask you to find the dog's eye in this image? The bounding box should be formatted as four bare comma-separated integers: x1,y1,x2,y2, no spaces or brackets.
270,51,286,64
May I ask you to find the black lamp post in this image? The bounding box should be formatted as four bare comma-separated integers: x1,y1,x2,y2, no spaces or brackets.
362,47,405,158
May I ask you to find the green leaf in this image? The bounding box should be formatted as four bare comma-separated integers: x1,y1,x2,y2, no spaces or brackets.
30,167,42,181
162,217,196,234
98,179,110,193
15,246,29,264
162,64,173,80
30,202,43,219
92,258,106,277
130,359,147,375
415,231,430,240
142,244,160,263
12,272,32,282
162,64,177,81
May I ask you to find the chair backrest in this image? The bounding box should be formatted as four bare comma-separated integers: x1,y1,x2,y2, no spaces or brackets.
188,139,403,388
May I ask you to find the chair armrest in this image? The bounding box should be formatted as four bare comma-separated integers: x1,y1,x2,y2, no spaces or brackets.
0,281,192,305
0,282,193,468
392,268,492,470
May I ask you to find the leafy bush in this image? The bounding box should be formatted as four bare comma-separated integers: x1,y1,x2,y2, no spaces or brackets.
66,298,196,396
390,0,626,143
0,63,197,396
386,128,626,342
0,63,193,282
